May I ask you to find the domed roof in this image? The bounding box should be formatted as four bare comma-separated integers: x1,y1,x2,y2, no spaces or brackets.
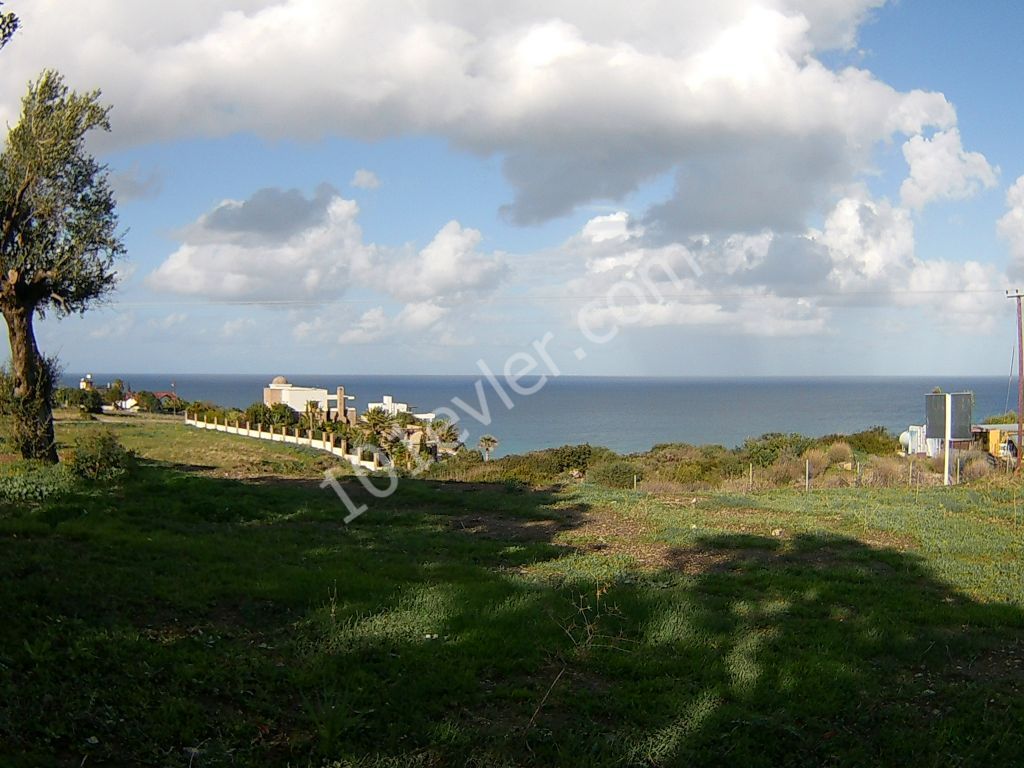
271,375,290,385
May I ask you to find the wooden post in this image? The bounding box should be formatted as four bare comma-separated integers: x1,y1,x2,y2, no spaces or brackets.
909,460,913,488
748,462,753,492
943,393,952,487
805,459,810,492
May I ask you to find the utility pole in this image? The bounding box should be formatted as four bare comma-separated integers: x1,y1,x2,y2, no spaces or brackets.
1008,290,1024,473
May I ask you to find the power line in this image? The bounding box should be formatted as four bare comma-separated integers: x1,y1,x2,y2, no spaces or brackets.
98,286,1011,309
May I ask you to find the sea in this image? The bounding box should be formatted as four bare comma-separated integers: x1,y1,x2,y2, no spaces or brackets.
61,373,1017,458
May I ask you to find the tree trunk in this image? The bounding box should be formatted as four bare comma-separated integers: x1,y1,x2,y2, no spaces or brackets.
2,301,58,463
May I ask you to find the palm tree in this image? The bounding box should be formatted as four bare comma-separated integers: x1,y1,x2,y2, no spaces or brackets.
362,407,396,443
304,400,323,431
478,434,498,461
430,418,462,451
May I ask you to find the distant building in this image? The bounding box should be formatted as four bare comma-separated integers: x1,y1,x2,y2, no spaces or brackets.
79,374,94,391
971,423,1020,459
263,376,356,423
366,394,435,422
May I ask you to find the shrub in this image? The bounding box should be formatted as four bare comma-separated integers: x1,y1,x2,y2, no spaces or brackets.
588,460,641,489
962,457,993,482
134,390,162,413
802,447,829,477
244,402,273,426
742,433,814,467
846,426,898,456
68,430,135,481
983,411,1017,425
826,441,853,465
0,461,75,502
768,457,804,486
866,456,903,487
551,444,593,472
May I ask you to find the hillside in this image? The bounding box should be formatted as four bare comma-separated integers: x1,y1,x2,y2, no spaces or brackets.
1,415,1022,766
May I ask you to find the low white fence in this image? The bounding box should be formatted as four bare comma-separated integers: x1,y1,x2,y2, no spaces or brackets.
184,413,385,471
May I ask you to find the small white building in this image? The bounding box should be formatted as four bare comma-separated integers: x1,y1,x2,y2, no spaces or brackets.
366,394,435,422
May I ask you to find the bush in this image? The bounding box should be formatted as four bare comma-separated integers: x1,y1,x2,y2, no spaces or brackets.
551,444,593,472
962,457,993,482
866,456,903,487
802,447,829,477
245,402,273,426
134,390,162,413
983,411,1017,425
0,461,75,502
588,460,641,489
742,433,813,467
846,426,898,456
768,457,804,486
826,441,853,465
68,430,135,481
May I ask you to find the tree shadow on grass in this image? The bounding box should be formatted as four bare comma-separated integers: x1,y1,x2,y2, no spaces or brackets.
526,532,1024,767
2,467,1023,766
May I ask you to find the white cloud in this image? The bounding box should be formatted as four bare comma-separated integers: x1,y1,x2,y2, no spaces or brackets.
386,221,506,303
900,128,997,210
998,175,1024,278
0,1,965,231
88,312,136,340
559,196,999,338
149,312,188,330
149,186,506,305
338,302,450,345
148,188,375,300
221,317,256,338
350,169,381,189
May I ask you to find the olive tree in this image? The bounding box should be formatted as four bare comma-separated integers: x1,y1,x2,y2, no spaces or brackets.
0,2,17,50
1,71,123,461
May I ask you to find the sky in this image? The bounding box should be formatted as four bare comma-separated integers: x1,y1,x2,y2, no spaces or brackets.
3,0,1024,377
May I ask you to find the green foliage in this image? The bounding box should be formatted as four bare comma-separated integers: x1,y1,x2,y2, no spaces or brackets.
68,430,134,481
0,2,17,49
1,72,123,316
362,407,395,441
741,432,814,467
394,411,418,427
55,386,102,413
551,443,593,472
103,379,125,405
133,390,161,413
244,402,273,426
430,417,461,445
983,411,1017,425
0,460,74,502
588,459,641,489
267,403,299,427
478,434,498,459
0,357,60,458
844,426,898,456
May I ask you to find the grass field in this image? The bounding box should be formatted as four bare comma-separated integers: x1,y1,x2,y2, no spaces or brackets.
2,416,1023,766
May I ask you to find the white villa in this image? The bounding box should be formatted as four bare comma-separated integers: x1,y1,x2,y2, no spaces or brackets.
263,376,356,423
366,394,435,422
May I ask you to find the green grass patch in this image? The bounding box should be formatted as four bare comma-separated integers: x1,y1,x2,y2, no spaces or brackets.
0,418,1022,766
